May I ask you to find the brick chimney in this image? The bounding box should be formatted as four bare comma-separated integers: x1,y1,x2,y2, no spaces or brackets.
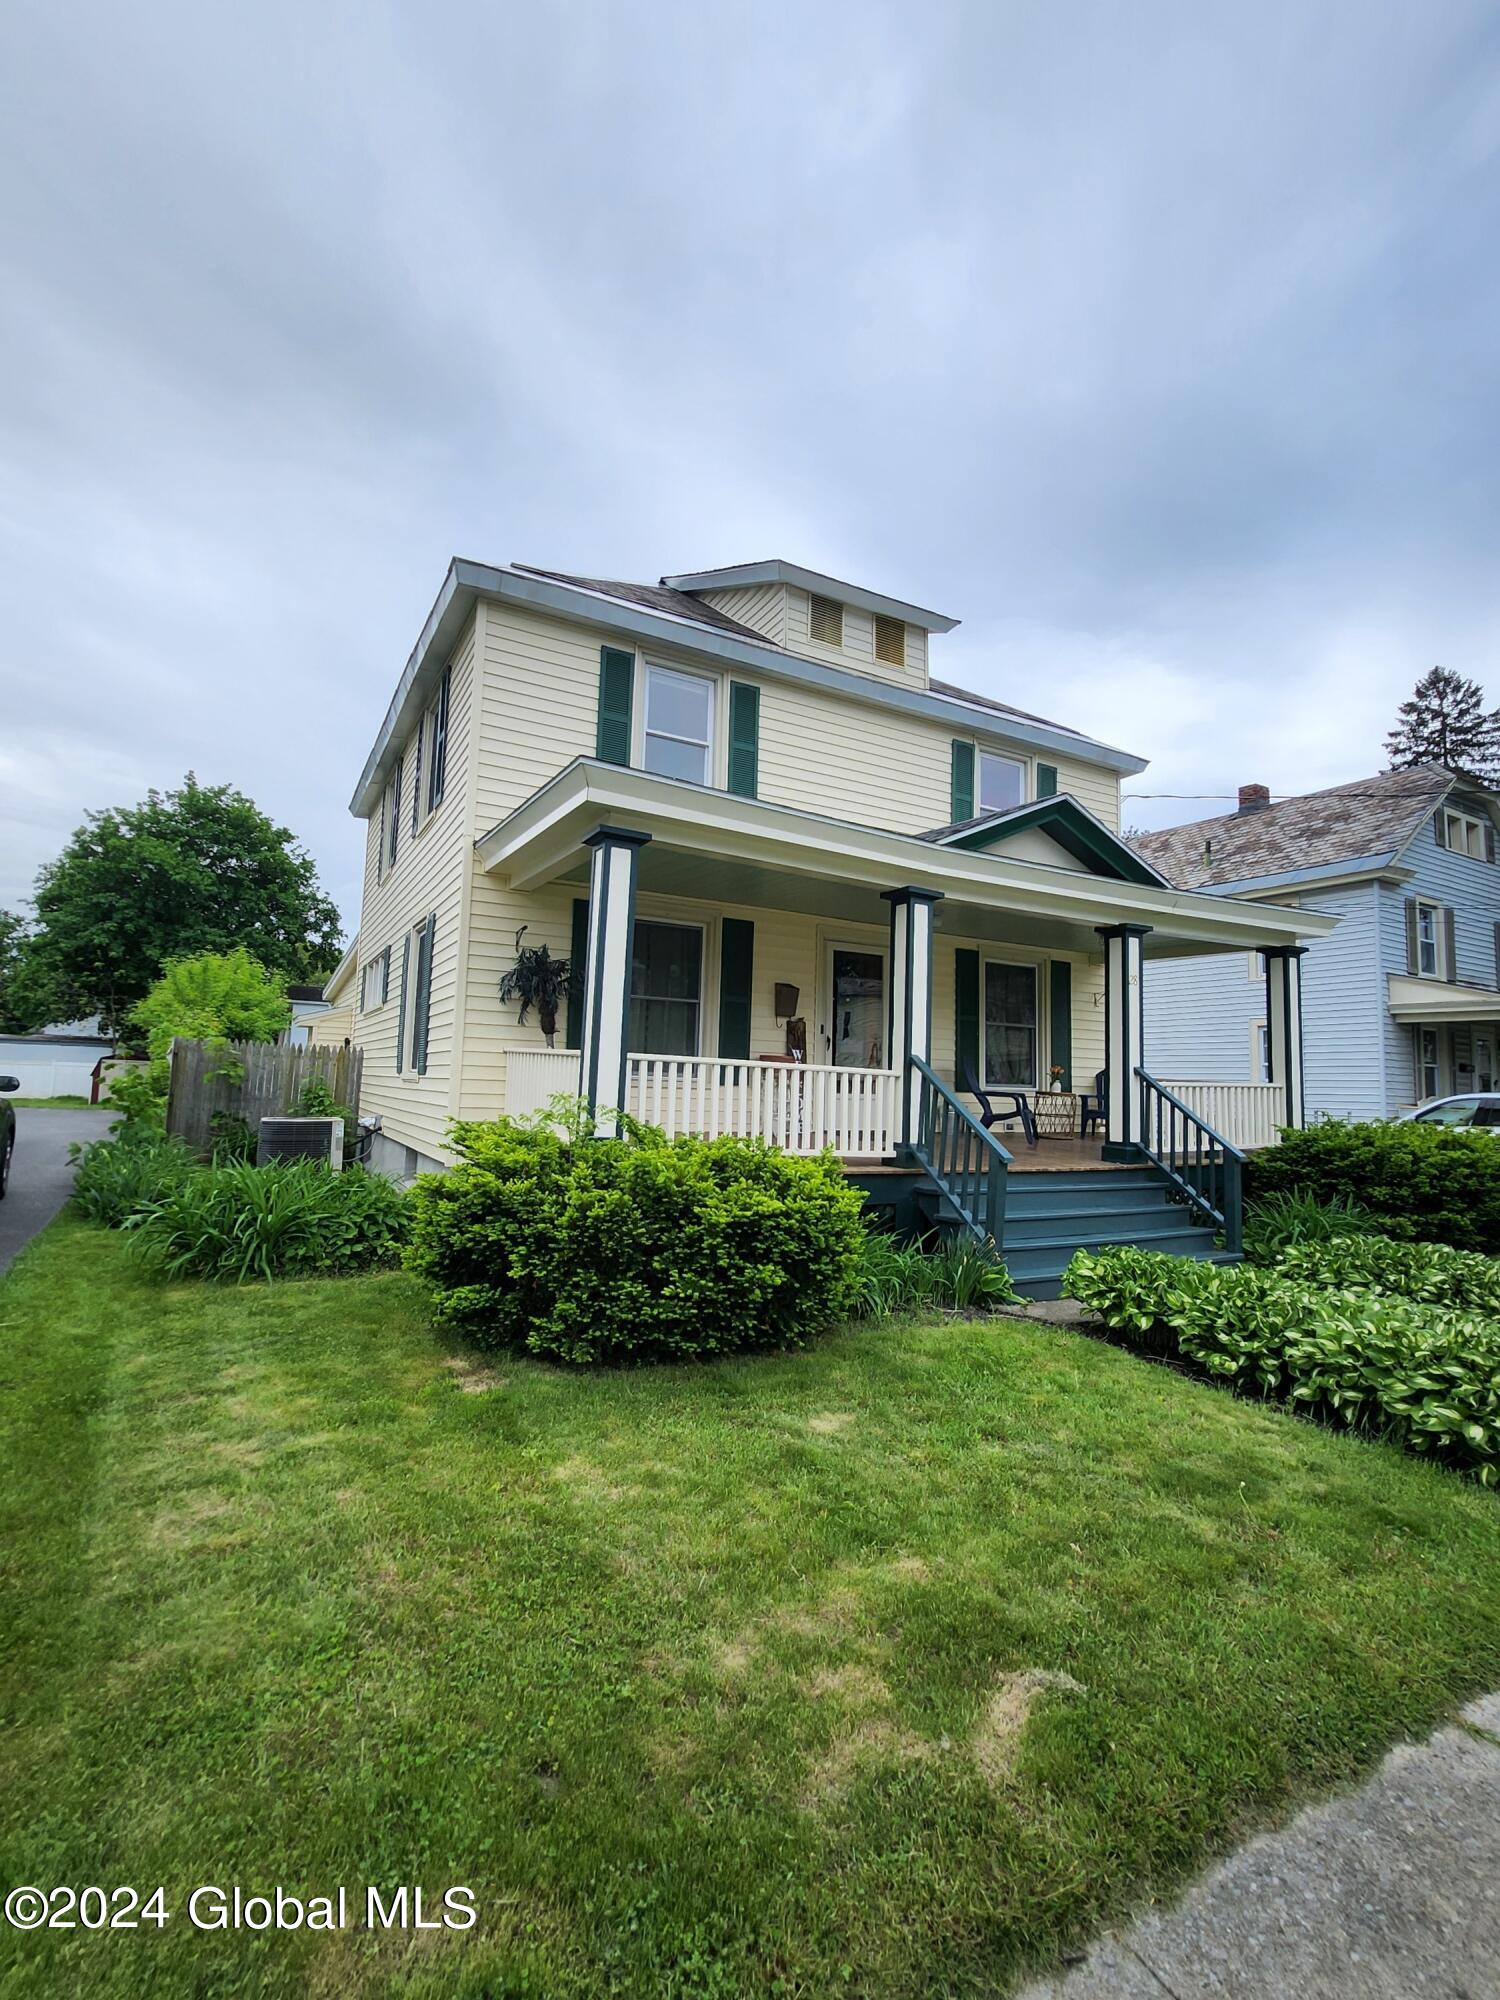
1237,783,1271,815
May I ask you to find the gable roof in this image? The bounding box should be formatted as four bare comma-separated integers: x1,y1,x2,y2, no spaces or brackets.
921,794,1170,887
1132,764,1463,889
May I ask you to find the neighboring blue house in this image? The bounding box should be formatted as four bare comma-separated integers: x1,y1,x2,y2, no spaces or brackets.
1135,764,1500,1122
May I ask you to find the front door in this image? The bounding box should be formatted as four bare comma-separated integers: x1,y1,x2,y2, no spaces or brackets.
825,946,886,1068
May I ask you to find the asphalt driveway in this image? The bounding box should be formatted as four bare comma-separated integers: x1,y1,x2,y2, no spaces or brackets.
0,1106,110,1276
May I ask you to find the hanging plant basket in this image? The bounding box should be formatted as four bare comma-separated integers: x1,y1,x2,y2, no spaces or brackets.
498,926,574,1047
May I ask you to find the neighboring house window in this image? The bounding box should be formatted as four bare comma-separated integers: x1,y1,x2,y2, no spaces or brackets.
361,948,390,1012
629,920,702,1055
874,614,905,666
1416,900,1441,978
380,755,403,877
983,960,1038,1089
978,750,1026,815
1441,807,1488,858
1418,1027,1441,1101
809,593,843,645
642,664,714,784
1253,1020,1270,1082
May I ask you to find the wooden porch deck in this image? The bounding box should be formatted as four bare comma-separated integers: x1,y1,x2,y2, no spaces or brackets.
844,1137,1128,1174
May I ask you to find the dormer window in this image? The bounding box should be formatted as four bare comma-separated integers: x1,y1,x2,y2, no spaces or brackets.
978,749,1026,815
1440,806,1489,859
809,594,843,646
874,614,906,666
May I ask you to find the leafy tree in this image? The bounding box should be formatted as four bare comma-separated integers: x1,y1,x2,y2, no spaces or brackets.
133,949,292,1061
11,776,343,1036
0,910,34,1034
1385,667,1500,785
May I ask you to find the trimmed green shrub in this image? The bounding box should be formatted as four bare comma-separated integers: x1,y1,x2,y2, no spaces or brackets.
1246,1120,1500,1253
71,1129,198,1226
126,1159,408,1283
1064,1245,1500,1484
1242,1189,1383,1265
406,1115,866,1364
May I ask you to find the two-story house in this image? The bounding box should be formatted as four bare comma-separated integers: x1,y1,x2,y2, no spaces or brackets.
334,557,1331,1290
1137,765,1500,1120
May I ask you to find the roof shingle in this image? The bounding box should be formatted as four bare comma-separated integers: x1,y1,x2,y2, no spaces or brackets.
1131,764,1458,888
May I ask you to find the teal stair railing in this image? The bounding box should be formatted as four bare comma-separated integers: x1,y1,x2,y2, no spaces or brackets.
1136,1069,1245,1254
910,1056,1012,1245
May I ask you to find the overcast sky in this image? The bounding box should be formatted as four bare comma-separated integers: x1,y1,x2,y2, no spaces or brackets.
5,1,1500,932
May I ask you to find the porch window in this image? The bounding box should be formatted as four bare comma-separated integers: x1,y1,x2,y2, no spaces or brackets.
629,921,703,1055
983,960,1037,1088
642,665,714,784
1416,900,1441,978
978,750,1026,815
1418,1027,1441,1102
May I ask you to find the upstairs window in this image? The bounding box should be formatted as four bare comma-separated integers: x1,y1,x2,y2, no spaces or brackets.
360,948,390,1012
642,664,713,784
978,749,1026,815
423,666,451,819
809,593,843,646
379,754,403,878
1416,899,1441,978
1441,807,1488,859
873,614,906,666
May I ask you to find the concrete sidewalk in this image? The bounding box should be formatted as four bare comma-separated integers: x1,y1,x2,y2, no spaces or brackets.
1020,1695,1500,2000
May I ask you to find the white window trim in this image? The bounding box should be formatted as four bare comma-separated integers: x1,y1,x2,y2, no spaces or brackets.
976,746,1032,817
628,914,708,1058
1250,1018,1269,1083
980,952,1044,1093
635,660,723,789
414,693,442,833
1443,807,1487,859
360,949,390,1014
1415,898,1443,980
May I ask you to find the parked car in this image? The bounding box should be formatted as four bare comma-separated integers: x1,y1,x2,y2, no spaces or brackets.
1400,1093,1500,1129
0,1075,17,1197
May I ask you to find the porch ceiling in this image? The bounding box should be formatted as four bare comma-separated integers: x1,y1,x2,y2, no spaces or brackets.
476,760,1339,959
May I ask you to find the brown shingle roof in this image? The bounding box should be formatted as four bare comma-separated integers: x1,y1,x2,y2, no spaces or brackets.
512,566,769,640
1132,764,1457,888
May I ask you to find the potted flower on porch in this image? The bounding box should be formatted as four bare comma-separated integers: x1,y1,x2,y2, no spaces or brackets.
498,926,573,1048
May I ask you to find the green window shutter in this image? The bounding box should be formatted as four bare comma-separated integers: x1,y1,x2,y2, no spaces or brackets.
412,915,435,1075
1443,907,1458,983
951,740,975,823
1036,762,1058,798
1048,960,1072,1089
727,682,760,798
394,932,410,1074
565,898,589,1050
718,918,754,1058
955,948,980,1089
1404,898,1419,975
596,647,635,765
1433,807,1447,848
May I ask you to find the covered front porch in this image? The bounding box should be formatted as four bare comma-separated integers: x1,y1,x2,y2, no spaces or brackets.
479,760,1333,1173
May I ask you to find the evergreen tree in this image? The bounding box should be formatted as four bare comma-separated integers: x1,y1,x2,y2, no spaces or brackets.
1385,667,1500,785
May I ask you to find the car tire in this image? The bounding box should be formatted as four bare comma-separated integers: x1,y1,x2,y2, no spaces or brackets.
0,1136,11,1199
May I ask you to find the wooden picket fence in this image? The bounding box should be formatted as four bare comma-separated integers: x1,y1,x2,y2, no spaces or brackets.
166,1038,363,1157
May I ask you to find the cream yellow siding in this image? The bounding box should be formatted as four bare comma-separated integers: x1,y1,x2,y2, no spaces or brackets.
783,586,928,691
351,613,479,1163
697,583,788,646
306,1002,354,1047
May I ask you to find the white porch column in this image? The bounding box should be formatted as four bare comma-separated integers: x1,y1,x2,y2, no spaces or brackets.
579,825,651,1136
883,886,944,1147
1262,945,1307,1129
1096,923,1151,1156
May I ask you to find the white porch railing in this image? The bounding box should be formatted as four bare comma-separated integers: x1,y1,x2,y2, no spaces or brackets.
506,1046,583,1119
504,1047,899,1155
1157,1080,1282,1151
627,1056,898,1156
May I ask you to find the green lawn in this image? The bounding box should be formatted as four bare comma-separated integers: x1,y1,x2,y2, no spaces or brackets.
3,1220,1499,1999
4,1095,103,1110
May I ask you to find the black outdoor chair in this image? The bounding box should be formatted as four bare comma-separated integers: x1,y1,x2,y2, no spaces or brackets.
958,1061,1038,1146
1078,1070,1107,1137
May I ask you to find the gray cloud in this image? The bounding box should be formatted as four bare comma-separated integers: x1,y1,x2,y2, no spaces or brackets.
4,0,1500,926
